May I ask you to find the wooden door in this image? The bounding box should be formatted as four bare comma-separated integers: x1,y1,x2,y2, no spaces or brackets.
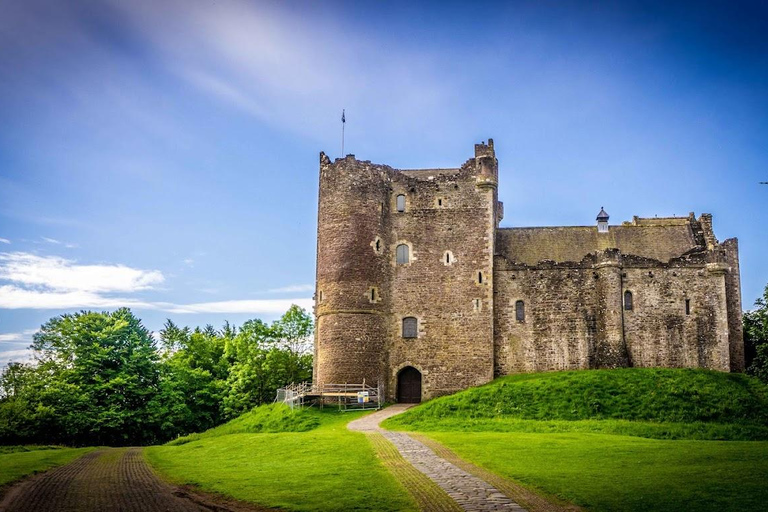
397,366,422,403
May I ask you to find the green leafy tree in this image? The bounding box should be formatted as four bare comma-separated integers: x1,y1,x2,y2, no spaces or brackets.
0,309,162,446
154,321,229,439
745,284,768,382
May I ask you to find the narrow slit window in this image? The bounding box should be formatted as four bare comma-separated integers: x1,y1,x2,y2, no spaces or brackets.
402,317,418,338
371,288,376,301
478,271,483,284
624,291,633,311
396,194,406,212
396,244,410,264
438,198,443,206
685,299,691,315
446,253,450,263
515,300,525,322
375,239,381,251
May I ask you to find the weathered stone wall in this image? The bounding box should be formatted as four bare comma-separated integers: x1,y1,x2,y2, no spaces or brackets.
314,140,745,403
314,153,391,389
722,238,745,371
386,150,496,399
622,262,729,371
493,261,597,374
493,250,735,376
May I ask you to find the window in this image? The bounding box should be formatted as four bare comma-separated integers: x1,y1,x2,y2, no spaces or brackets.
515,300,525,322
438,198,442,207
402,317,418,338
478,271,484,284
396,244,410,264
685,299,691,315
375,239,381,251
624,291,633,311
473,298,482,311
396,194,406,212
443,250,454,266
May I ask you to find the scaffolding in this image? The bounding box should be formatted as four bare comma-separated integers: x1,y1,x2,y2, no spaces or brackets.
276,381,382,411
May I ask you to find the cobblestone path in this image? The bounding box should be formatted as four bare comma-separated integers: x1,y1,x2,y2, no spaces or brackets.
348,405,526,512
0,448,266,512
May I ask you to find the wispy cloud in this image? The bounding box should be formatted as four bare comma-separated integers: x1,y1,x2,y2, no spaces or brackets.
0,251,312,315
162,298,314,315
0,238,9,244
40,237,78,248
0,285,312,315
0,329,37,343
110,0,450,139
0,348,34,366
267,284,314,294
0,252,163,293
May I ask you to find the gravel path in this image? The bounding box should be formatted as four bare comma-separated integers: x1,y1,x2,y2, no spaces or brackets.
349,405,526,512
0,447,264,512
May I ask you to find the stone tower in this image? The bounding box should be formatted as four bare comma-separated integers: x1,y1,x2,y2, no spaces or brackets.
314,141,501,400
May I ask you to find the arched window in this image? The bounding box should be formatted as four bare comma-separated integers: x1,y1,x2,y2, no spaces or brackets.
402,317,418,338
515,300,525,322
396,244,410,264
624,291,633,311
396,194,406,212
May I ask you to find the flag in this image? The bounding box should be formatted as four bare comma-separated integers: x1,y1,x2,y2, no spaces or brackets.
342,110,345,123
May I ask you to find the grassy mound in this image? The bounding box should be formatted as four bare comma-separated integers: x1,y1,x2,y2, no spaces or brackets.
147,405,417,511
383,368,768,440
167,403,325,445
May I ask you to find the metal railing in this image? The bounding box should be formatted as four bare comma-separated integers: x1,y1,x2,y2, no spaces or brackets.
276,381,383,411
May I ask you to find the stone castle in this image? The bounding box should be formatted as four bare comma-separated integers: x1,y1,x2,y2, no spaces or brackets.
313,140,744,403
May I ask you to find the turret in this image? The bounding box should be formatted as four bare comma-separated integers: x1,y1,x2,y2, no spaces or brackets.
597,207,609,233
314,153,389,388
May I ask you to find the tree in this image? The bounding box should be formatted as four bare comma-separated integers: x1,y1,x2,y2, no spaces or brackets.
154,321,229,439
2,309,162,446
745,284,768,382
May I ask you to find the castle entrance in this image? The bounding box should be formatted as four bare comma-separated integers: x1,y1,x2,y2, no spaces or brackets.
396,366,422,403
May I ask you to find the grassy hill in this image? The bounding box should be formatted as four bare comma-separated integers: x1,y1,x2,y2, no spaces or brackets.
383,368,768,440
145,405,417,512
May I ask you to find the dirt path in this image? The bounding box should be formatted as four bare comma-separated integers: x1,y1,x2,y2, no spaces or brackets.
0,447,266,512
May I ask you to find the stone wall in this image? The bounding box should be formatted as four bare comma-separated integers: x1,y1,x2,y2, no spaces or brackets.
314,140,745,404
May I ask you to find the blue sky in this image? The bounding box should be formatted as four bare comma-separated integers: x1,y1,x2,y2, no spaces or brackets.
1,0,766,365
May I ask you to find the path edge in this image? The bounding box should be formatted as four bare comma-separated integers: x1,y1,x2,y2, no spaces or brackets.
410,433,583,512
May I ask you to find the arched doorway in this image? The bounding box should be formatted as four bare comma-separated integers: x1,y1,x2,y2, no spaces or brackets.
396,366,422,403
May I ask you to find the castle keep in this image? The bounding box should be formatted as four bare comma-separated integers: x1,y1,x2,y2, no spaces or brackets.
313,140,744,402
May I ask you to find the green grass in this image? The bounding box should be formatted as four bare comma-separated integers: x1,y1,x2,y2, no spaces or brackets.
0,446,95,486
167,403,323,445
383,368,768,439
146,404,417,511
424,431,768,512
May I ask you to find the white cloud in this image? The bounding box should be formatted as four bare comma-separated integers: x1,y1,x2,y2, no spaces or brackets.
0,238,10,244
0,284,311,315
109,0,449,139
0,252,313,315
182,258,194,267
162,298,314,315
0,348,34,367
0,329,37,343
0,285,155,310
0,252,164,293
267,284,314,293
41,237,61,245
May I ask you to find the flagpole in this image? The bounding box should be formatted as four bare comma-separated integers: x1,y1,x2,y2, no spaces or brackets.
341,109,345,157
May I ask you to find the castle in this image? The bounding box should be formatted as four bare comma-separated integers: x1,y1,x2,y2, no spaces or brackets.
313,140,744,403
